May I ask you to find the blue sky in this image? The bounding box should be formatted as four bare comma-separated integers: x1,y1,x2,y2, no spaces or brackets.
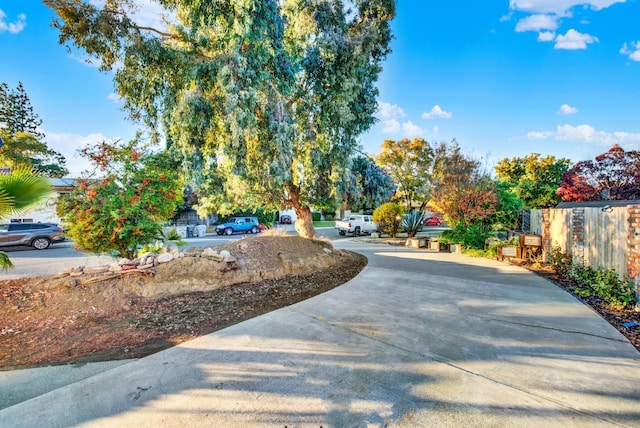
1,0,639,176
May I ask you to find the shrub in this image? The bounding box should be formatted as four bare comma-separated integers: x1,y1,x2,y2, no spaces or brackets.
58,141,183,259
373,202,403,237
312,212,322,221
439,225,489,250
223,209,277,227
550,247,636,309
401,210,425,238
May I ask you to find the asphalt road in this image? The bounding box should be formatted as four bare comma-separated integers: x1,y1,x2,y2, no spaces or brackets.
0,225,447,279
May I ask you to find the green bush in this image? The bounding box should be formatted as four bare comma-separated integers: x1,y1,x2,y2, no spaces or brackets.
550,247,636,309
312,212,321,221
439,225,489,250
373,202,403,237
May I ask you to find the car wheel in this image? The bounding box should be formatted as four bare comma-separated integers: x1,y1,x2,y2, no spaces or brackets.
339,230,345,236
224,227,233,236
354,227,361,236
216,231,223,235
32,237,51,250
251,226,259,234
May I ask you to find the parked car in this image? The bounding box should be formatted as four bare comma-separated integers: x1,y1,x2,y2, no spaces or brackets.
0,222,65,250
215,217,261,235
423,217,443,226
334,215,378,236
279,215,292,224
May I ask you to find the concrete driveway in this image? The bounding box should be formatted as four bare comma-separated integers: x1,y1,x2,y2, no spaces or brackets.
1,240,639,427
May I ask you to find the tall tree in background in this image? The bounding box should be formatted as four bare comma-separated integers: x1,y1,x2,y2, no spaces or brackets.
45,0,395,238
0,82,68,177
339,155,396,212
375,137,434,210
495,153,571,208
557,145,640,202
430,141,496,229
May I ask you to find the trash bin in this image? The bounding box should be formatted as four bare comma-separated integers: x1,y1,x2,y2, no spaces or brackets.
186,225,195,238
176,226,187,238
195,225,207,237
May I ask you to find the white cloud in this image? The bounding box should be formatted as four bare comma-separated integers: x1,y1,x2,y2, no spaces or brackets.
402,121,424,138
0,9,26,34
558,104,578,115
422,105,452,120
537,31,556,41
107,93,122,103
620,41,640,61
524,124,640,146
526,131,555,139
515,14,559,32
44,131,119,176
554,29,598,49
377,101,406,120
509,0,627,15
382,119,401,134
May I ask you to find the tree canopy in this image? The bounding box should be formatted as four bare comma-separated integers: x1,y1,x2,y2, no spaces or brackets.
557,145,640,202
338,154,396,213
495,153,571,208
430,141,496,229
45,0,395,238
375,137,434,210
0,82,68,177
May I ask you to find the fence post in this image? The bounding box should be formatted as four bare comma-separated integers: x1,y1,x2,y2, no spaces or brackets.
627,205,640,311
541,208,551,263
571,207,585,262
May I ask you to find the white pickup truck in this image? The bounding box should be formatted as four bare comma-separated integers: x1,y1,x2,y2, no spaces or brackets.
334,215,378,236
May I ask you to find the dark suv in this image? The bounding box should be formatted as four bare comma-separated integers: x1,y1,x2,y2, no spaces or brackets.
0,222,65,250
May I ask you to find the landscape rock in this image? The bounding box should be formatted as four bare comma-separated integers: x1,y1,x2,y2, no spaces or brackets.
157,253,174,264
138,263,154,270
83,265,110,274
108,264,123,272
118,258,132,266
220,250,236,263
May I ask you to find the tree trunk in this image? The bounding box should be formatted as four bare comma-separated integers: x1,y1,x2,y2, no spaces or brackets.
287,183,317,239
294,205,316,239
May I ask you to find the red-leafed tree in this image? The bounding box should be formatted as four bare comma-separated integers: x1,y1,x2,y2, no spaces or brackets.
557,145,640,202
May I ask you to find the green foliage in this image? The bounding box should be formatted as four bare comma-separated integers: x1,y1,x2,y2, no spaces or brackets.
45,0,395,239
222,208,276,227
0,82,68,177
401,210,425,238
495,153,571,208
439,225,490,250
339,155,396,212
57,140,183,259
550,246,636,309
0,252,12,272
373,202,403,237
376,138,434,210
0,166,51,271
312,212,321,222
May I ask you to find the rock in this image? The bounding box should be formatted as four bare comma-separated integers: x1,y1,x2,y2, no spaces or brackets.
323,248,332,254
83,265,110,274
138,263,154,270
108,264,123,272
220,250,236,263
118,258,132,266
202,247,224,261
176,252,185,258
69,271,83,277
157,253,174,264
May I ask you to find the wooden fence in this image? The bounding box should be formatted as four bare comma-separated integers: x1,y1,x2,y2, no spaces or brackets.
529,206,628,276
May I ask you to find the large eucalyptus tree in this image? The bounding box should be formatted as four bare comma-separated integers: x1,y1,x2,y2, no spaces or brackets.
45,0,395,238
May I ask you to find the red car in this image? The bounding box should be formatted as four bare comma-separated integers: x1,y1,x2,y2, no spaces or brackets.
423,217,443,226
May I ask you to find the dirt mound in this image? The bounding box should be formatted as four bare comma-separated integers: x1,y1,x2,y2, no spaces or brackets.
0,236,367,370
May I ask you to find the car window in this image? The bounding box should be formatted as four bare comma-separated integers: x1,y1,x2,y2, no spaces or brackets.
245,218,251,222
0,224,8,232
